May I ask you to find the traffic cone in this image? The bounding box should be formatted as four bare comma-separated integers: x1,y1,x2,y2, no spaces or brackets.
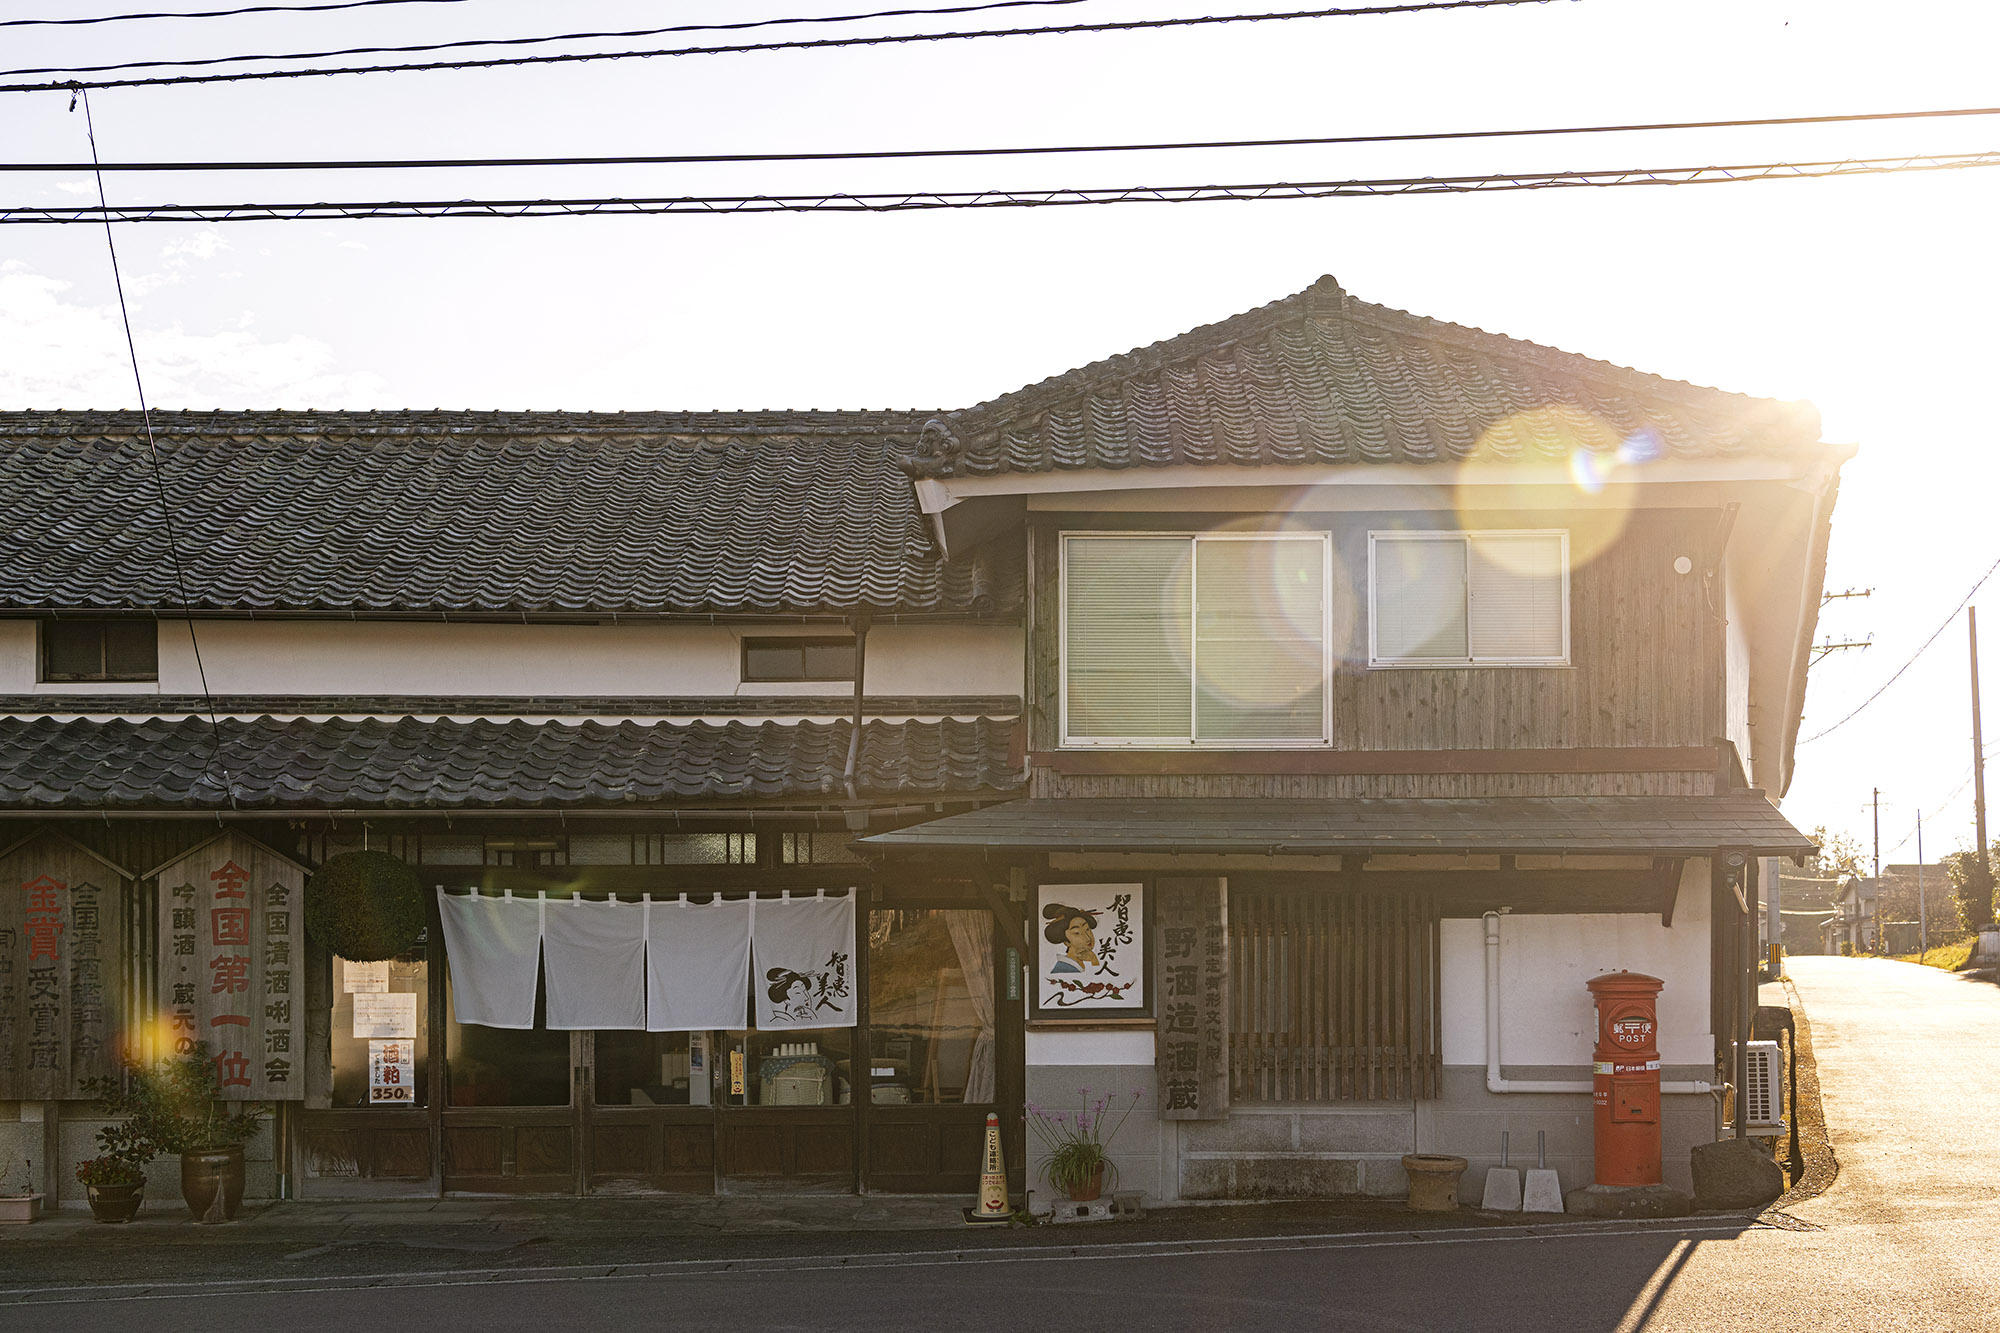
964,1111,1011,1223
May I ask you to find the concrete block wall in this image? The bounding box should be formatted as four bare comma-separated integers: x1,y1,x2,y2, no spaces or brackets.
0,1101,278,1208
1416,1067,1717,1195
1176,1105,1415,1199
1024,1064,1160,1208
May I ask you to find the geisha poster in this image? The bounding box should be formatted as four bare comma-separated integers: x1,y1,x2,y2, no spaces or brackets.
1034,884,1146,1019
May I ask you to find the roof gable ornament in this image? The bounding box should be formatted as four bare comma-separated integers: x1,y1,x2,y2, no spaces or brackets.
898,416,966,480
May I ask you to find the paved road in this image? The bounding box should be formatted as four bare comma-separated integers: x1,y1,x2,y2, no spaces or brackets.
7,956,1997,1330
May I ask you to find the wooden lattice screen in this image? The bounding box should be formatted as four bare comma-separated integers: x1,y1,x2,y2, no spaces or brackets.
1229,886,1442,1103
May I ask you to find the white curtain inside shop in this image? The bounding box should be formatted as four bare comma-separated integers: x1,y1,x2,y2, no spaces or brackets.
438,889,863,1032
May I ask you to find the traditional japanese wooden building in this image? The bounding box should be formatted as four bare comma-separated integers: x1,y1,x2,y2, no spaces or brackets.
0,276,1841,1206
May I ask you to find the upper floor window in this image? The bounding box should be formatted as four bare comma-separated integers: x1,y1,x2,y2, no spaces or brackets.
1368,530,1568,667
741,635,856,684
1062,532,1329,747
41,618,157,683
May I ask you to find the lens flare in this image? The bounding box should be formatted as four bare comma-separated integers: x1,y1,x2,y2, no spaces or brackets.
1455,406,1645,571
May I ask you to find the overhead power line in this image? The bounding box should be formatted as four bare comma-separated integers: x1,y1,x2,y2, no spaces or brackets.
11,105,2000,175
1,0,1096,75
2,0,473,27
0,0,1565,93
1802,551,2000,744
5,149,1994,223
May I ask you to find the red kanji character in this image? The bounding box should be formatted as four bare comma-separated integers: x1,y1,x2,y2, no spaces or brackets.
208,954,251,995
210,861,250,900
210,1014,250,1028
213,1049,252,1088
23,876,64,912
23,917,63,962
209,906,251,946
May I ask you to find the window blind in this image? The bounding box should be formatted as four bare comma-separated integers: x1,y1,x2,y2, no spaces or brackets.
1469,533,1566,660
1372,531,1566,664
1064,537,1194,739
1372,537,1469,661
1195,538,1327,741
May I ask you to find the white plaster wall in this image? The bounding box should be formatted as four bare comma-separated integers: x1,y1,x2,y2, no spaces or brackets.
117,619,1021,700
0,620,35,691
1026,1029,1155,1066
1439,862,1714,1068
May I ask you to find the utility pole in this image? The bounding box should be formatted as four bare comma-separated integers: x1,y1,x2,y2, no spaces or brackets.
1872,787,1882,879
1917,811,1928,962
1974,608,1992,913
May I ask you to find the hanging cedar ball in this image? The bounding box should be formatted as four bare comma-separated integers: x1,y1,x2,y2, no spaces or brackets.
305,850,425,961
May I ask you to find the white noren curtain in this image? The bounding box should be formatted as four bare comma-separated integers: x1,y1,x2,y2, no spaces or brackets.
646,896,753,1032
752,893,857,1029
436,890,545,1030
543,895,647,1030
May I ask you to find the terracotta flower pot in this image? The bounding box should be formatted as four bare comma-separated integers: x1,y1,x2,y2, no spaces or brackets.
86,1181,145,1224
1402,1153,1469,1212
1067,1163,1106,1203
180,1145,245,1224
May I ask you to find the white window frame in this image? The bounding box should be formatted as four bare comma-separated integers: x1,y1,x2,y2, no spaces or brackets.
1366,529,1570,668
1059,530,1333,748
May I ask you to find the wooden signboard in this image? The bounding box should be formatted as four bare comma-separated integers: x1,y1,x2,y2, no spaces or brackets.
0,834,129,1100
1155,877,1228,1121
152,833,306,1101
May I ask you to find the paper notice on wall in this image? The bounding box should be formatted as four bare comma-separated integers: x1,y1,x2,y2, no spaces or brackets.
352,991,418,1039
343,959,390,993
368,1039,415,1104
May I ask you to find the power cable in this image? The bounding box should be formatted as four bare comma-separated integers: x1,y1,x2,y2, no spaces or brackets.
1801,551,2000,744
4,149,1994,222
13,104,2000,175
2,0,475,27
1,0,1566,93
1881,762,1985,858
4,0,1097,75
71,87,238,808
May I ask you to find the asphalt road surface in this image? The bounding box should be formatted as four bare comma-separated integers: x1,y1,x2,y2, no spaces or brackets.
5,955,1995,1331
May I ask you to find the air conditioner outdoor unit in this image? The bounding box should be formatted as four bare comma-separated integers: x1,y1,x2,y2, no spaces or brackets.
1739,1040,1785,1132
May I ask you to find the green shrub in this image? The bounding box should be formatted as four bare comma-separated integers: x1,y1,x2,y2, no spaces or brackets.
306,850,425,961
84,1044,265,1156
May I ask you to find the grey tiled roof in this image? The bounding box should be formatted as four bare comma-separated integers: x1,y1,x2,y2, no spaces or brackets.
864,795,1815,857
0,411,1018,615
903,276,1824,477
0,715,1021,810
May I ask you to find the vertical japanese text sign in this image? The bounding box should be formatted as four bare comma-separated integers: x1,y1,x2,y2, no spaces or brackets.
1154,878,1228,1121
0,834,128,1099
153,833,305,1101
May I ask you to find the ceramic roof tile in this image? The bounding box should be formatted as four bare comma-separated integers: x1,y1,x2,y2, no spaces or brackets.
0,716,1021,810
901,276,1826,478
0,411,1020,616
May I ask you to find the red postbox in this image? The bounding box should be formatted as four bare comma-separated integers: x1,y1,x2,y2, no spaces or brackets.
1587,971,1664,1187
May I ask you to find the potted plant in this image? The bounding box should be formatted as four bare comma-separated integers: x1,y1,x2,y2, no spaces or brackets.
75,1155,148,1224
0,1159,43,1223
86,1046,267,1224
1026,1087,1144,1203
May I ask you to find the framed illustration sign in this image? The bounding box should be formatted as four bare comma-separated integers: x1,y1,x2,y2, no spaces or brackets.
1033,883,1147,1019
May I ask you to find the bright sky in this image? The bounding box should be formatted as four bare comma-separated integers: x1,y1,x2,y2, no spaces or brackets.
3,0,1997,863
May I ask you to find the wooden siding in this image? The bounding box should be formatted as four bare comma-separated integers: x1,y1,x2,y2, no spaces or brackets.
1029,510,1723,794
1229,884,1440,1103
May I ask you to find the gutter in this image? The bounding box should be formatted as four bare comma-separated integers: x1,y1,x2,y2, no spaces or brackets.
1778,463,1849,795
1483,911,1718,1096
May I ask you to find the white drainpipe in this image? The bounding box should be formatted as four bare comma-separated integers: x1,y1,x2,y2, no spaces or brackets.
1483,911,1718,1096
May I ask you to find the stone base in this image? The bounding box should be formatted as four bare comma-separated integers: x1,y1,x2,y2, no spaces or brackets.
1562,1184,1694,1219
1689,1138,1785,1210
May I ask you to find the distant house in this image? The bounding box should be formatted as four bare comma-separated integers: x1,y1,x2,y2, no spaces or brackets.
1827,876,1881,952
0,275,1842,1206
